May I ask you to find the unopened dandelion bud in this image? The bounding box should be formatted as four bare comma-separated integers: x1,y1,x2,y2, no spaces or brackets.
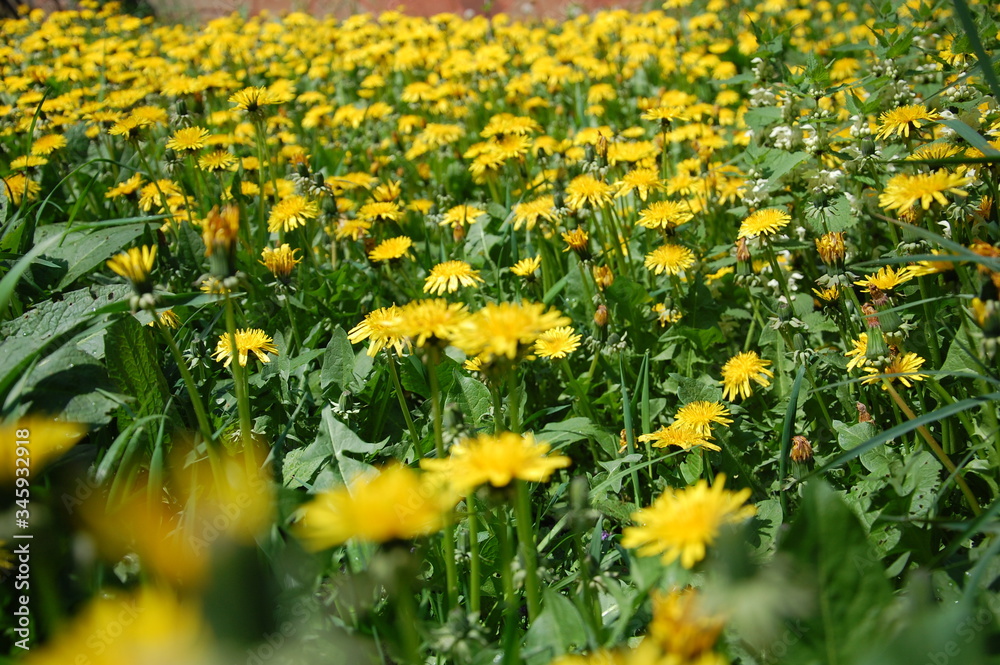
875,303,902,333
790,435,813,463
593,265,614,290
815,232,845,266
203,205,240,277
594,304,609,327
865,329,889,362
736,237,751,263
861,138,876,157
453,223,466,243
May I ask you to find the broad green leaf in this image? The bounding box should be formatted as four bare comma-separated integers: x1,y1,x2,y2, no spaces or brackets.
451,372,491,425
0,284,131,400
765,150,810,183
779,481,894,664
21,345,121,425
104,315,170,426
837,420,878,452
282,438,332,489
743,106,783,131
320,326,354,392
34,221,147,290
522,590,590,665
316,405,385,457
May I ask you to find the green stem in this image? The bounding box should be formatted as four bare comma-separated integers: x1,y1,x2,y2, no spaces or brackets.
395,563,422,664
468,493,481,615
426,348,458,611
157,320,215,447
224,294,254,451
386,349,423,457
514,480,541,622
507,368,521,434
498,506,520,665
491,380,505,435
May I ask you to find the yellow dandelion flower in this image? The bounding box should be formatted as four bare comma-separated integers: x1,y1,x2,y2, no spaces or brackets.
720,351,773,401
622,475,756,569
293,464,454,549
148,309,181,329
212,329,278,367
106,245,156,289
105,173,143,199
267,196,319,233
813,285,840,302
639,424,720,452
845,333,869,372
10,155,47,170
642,106,688,123
368,236,413,262
165,126,210,152
862,352,928,388
616,167,663,201
441,204,488,228
875,104,939,140
333,217,371,241
348,305,406,357
562,228,591,254
511,256,542,277
396,299,469,348
260,244,302,278
737,208,791,240
644,243,696,275
2,173,41,205
674,401,733,437
30,134,67,155
198,150,237,172
637,200,693,230
565,174,614,210
1,416,87,484
358,201,403,223
815,232,846,265
879,171,971,212
423,260,484,295
229,86,283,113
512,195,558,230
421,432,571,490
202,204,239,258
534,326,582,359
854,266,914,291
451,301,570,362
648,587,725,659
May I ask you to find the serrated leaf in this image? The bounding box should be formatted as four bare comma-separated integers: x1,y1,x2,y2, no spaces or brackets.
282,439,331,489
34,222,148,290
0,284,131,399
670,373,724,404
104,315,170,425
321,326,355,392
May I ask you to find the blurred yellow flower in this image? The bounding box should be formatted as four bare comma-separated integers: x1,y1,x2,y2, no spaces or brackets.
0,416,87,485
421,432,571,490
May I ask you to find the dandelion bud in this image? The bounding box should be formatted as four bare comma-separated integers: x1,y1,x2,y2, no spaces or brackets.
203,205,240,277
596,134,609,160
260,244,302,280
593,265,614,290
562,228,591,261
174,99,188,118
107,245,156,296
862,302,880,329
594,304,609,327
865,329,889,363
736,237,751,263
815,232,845,266
861,138,876,157
856,402,874,424
453,223,466,243
790,435,813,463
875,302,902,333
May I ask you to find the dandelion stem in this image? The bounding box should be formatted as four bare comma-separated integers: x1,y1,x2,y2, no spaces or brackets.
156,319,215,447
514,479,541,622
498,505,520,664
427,348,458,612
507,368,522,434
468,493,481,615
386,348,423,458
224,293,255,452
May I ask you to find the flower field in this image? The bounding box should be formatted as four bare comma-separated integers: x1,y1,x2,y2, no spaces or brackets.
2,0,1000,662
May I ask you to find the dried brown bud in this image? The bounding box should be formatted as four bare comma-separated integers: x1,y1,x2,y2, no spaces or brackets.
594,304,609,327
736,237,751,263
856,402,874,424
862,302,880,329
790,435,813,463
